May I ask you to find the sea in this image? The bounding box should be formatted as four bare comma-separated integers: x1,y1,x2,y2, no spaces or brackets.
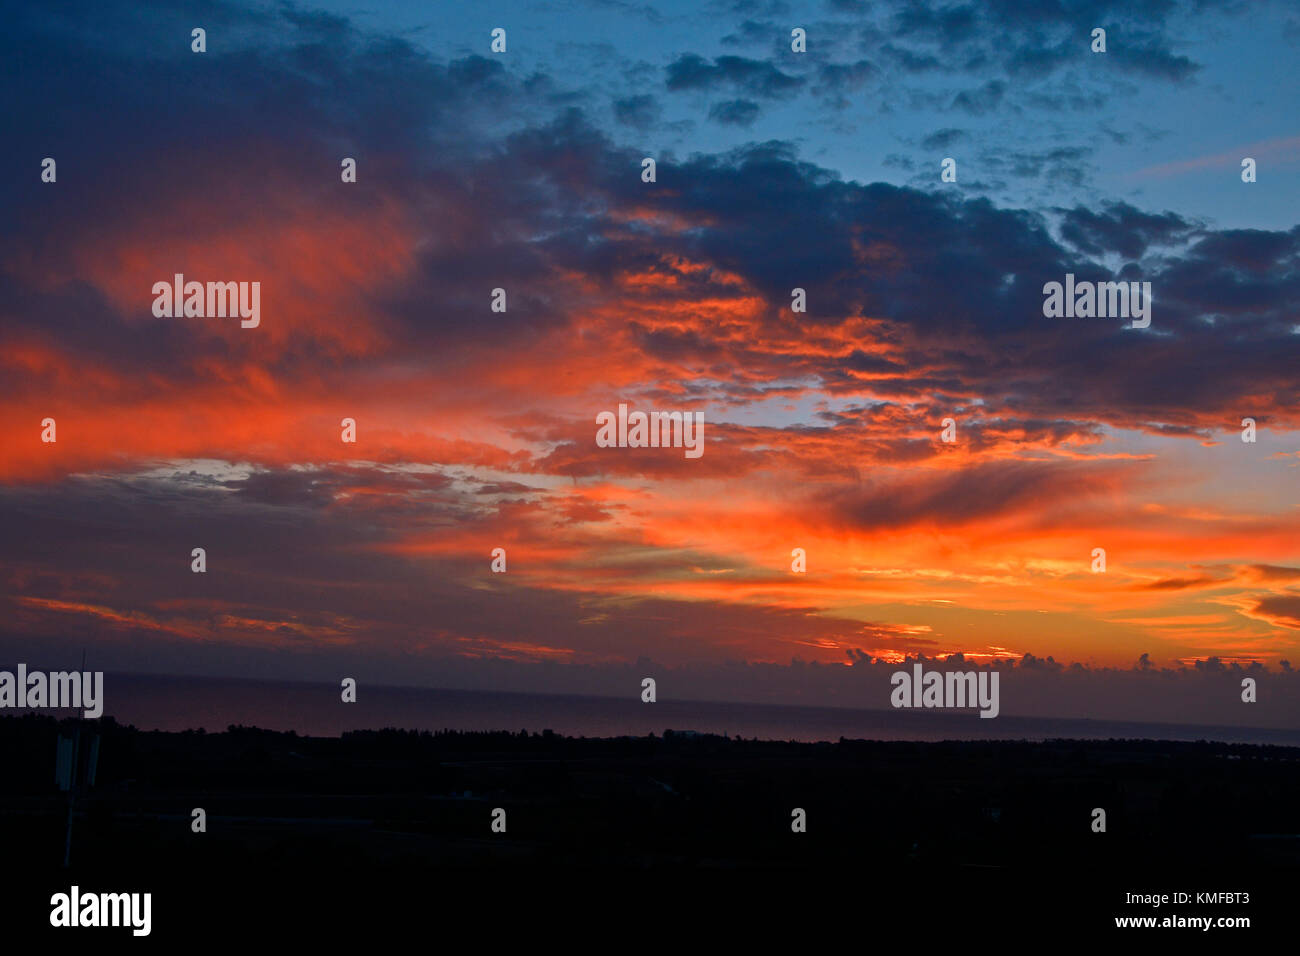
33,672,1300,746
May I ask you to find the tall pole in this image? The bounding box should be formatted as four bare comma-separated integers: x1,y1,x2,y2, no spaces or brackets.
62,649,88,868
63,727,79,867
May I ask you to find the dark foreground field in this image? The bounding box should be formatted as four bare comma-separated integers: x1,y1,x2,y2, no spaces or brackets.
2,714,1294,940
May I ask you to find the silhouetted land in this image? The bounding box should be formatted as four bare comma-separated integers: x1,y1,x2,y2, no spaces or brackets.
3,714,1295,939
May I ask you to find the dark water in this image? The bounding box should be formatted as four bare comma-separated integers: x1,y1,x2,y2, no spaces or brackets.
41,673,1300,745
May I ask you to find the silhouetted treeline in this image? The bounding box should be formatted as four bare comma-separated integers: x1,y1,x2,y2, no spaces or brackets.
3,713,1298,876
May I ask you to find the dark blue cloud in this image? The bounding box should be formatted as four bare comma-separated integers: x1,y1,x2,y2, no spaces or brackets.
665,53,805,98
709,98,763,126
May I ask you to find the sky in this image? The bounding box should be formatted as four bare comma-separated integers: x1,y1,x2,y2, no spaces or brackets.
1,0,1299,725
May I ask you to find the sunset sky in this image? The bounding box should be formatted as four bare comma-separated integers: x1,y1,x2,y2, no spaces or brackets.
2,0,1299,719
